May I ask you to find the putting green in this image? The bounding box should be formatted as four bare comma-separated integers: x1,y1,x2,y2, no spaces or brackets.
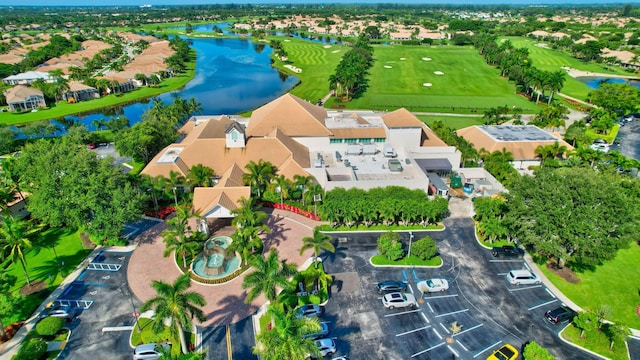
340,45,538,113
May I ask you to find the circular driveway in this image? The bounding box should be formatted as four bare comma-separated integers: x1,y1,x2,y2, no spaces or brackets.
126,209,318,327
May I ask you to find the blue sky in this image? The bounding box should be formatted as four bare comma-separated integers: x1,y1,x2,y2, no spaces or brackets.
3,0,640,6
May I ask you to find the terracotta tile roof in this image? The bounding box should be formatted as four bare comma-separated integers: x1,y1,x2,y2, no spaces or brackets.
0,54,23,64
347,112,370,125
246,93,332,137
217,163,246,187
192,186,251,215
382,108,424,128
4,85,43,103
420,125,448,147
67,81,96,92
456,125,573,160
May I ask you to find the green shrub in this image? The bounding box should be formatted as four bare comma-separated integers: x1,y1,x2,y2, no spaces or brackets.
523,341,554,360
15,339,47,360
377,231,405,260
36,317,65,337
411,236,438,260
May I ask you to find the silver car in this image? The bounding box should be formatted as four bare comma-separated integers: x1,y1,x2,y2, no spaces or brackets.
382,292,417,309
313,338,336,357
132,343,170,360
40,304,78,321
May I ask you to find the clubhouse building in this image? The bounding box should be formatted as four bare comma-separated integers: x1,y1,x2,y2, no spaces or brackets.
141,93,462,224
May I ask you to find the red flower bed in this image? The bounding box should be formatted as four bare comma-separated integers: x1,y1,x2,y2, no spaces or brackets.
262,202,321,221
144,206,176,219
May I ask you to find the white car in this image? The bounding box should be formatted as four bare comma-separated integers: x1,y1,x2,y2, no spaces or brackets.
313,338,336,357
589,143,609,152
506,269,541,285
132,343,170,360
382,292,417,309
417,278,449,293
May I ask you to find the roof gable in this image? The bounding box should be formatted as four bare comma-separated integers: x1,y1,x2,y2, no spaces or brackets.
381,108,423,128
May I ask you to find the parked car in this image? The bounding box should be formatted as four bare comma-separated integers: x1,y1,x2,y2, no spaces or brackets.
491,245,524,259
132,343,170,360
589,143,609,152
302,322,330,339
506,269,541,285
382,292,417,310
39,303,78,321
417,279,449,293
545,306,576,324
313,338,336,357
376,280,407,293
593,138,606,145
296,304,324,319
486,344,518,360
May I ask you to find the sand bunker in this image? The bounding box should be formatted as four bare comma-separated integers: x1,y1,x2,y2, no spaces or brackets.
434,71,444,75
323,45,332,49
422,57,432,61
423,83,432,87
331,50,341,53
400,57,406,60
384,65,393,69
284,64,302,73
284,39,291,42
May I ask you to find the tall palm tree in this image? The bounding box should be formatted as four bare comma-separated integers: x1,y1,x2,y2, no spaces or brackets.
292,175,314,206
0,216,40,286
547,70,566,104
186,164,215,189
231,197,269,231
273,175,290,205
162,205,201,269
242,249,297,304
165,171,186,207
254,304,321,360
299,229,334,268
243,160,276,199
140,274,206,355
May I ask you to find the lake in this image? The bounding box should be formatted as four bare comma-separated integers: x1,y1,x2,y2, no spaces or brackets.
54,37,299,131
576,76,640,90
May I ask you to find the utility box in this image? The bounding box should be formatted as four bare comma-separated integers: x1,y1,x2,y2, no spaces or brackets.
383,144,397,158
450,175,462,189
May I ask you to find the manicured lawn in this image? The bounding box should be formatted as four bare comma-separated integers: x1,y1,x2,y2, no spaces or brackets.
274,37,347,102
561,324,628,360
0,63,195,126
2,227,91,326
325,45,538,113
130,317,195,356
539,242,640,329
417,114,485,130
371,254,442,267
502,36,632,101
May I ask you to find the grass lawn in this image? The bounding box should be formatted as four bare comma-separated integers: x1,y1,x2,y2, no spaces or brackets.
130,317,195,356
561,324,629,360
539,242,640,329
0,63,195,126
325,45,538,114
2,227,91,326
502,36,632,101
371,254,442,267
417,114,485,130
274,37,348,102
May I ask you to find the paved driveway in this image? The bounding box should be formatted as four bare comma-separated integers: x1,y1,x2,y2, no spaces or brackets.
320,218,600,360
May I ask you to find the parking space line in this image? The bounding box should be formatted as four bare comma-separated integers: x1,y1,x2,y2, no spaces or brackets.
412,268,419,281
420,312,430,323
545,288,556,298
474,340,502,358
427,303,434,313
424,294,458,300
434,308,469,318
489,259,522,263
403,269,408,280
447,345,460,358
458,341,468,352
528,299,558,311
407,283,414,294
523,263,532,271
432,328,442,339
507,285,543,292
396,325,431,337
439,322,449,334
384,309,422,317
496,272,508,276
452,323,483,337
411,341,445,358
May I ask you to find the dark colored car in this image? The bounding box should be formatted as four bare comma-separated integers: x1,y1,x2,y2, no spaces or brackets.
39,303,78,322
295,304,324,319
376,280,407,293
545,306,576,324
491,245,524,259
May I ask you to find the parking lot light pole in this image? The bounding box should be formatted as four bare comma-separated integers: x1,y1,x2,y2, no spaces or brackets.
408,231,414,262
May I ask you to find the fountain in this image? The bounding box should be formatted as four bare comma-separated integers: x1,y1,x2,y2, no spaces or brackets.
191,236,241,280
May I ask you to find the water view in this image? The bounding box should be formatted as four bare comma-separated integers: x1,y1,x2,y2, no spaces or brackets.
56,37,299,130
576,76,640,90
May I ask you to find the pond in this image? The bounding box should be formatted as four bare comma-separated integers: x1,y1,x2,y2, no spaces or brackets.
575,76,640,90
49,37,299,132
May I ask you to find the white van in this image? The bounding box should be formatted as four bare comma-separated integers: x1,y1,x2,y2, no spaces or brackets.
506,269,541,285
383,144,396,158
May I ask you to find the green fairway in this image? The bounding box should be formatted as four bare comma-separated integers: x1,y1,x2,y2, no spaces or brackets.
275,37,347,102
539,242,640,329
417,114,485,130
326,45,538,113
503,36,633,101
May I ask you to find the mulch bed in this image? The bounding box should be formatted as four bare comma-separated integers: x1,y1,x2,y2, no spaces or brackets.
0,322,24,343
546,262,580,284
80,232,96,249
19,280,47,296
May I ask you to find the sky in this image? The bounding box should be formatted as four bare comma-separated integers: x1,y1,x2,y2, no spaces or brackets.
2,0,640,6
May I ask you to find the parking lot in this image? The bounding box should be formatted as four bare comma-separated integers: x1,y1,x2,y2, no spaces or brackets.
319,218,600,360
57,251,140,360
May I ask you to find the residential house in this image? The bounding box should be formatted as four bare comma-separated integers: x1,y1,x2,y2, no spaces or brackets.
63,81,100,103
3,71,53,86
3,85,46,112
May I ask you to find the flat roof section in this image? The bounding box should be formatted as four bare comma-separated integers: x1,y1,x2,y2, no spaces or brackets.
480,125,557,142
157,147,184,164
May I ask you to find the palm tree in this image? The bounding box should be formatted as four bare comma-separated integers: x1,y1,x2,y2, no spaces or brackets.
534,144,554,168
0,216,40,286
299,229,334,268
165,171,186,207
162,205,201,269
547,70,566,104
273,175,290,205
186,164,215,189
243,160,277,199
242,249,297,304
292,175,314,205
140,274,206,355
254,304,321,360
